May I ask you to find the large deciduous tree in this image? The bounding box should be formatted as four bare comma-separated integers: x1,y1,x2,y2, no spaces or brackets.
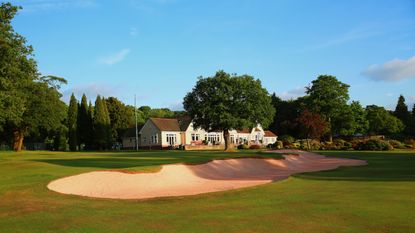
105,97,134,143
0,2,66,151
183,70,275,150
306,75,350,141
366,105,404,135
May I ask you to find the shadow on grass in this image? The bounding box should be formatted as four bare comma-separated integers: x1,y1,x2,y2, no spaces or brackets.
294,152,415,182
32,151,282,169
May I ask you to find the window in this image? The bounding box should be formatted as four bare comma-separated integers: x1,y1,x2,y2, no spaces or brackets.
206,133,220,143
151,134,158,144
230,135,235,144
191,133,200,141
166,134,177,145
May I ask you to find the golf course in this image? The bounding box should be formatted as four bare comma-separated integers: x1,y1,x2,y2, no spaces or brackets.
0,150,414,233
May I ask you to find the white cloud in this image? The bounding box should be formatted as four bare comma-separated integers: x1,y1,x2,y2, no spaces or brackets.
13,0,96,12
362,56,415,82
98,49,131,66
62,83,118,103
277,87,306,100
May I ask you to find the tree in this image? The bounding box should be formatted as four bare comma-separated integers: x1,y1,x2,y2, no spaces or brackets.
93,96,111,150
306,75,350,141
0,3,66,151
394,95,410,121
366,105,404,135
269,93,304,138
394,95,410,135
67,94,78,151
77,94,91,149
349,101,369,135
183,70,275,150
296,109,328,149
105,97,134,143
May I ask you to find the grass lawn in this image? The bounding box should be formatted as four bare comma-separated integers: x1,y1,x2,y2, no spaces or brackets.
0,150,414,233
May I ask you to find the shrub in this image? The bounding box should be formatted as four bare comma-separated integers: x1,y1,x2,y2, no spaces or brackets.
249,144,262,149
237,144,249,150
356,139,393,151
279,135,295,144
388,140,405,149
404,139,415,149
275,140,283,149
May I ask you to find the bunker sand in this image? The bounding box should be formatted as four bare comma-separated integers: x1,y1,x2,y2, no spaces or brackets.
47,150,366,199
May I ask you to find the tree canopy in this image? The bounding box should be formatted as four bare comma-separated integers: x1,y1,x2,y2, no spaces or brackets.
183,70,275,150
306,75,350,141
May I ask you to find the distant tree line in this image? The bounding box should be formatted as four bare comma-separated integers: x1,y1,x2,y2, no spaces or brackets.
268,75,414,142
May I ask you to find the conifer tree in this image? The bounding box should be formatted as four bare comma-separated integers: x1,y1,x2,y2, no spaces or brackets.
394,95,411,135
77,94,89,149
67,93,78,151
101,97,112,148
93,96,111,150
394,95,410,123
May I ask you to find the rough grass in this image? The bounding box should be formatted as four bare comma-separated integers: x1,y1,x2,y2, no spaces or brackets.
0,150,414,233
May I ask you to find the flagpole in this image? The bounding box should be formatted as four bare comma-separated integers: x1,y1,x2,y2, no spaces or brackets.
135,94,138,151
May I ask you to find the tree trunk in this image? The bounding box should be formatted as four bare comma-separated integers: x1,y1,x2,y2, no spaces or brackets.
13,129,25,152
307,137,311,151
223,129,231,151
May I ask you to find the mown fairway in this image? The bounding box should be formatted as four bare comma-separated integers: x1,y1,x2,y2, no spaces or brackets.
0,150,414,233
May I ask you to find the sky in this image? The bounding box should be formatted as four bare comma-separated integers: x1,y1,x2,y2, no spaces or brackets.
8,0,415,110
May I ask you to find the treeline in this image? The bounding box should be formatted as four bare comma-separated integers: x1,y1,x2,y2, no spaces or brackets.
52,94,185,151
268,75,415,141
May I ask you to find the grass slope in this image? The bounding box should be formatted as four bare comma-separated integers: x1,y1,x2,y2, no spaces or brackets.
0,150,414,233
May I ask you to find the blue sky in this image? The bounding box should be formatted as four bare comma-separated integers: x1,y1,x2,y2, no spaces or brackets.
9,0,415,110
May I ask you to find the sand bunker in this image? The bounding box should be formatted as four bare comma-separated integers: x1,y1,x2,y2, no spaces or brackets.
47,150,366,199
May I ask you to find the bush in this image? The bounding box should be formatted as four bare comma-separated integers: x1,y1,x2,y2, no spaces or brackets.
355,139,393,151
388,140,405,149
279,135,295,145
404,139,415,149
237,144,249,150
249,144,262,149
275,140,283,149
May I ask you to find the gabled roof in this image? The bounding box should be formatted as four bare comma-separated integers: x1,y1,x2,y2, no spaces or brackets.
264,130,277,137
150,118,182,131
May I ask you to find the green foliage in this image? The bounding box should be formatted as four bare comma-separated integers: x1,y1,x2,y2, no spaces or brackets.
366,105,404,135
269,93,304,138
237,144,250,149
93,96,112,150
184,70,275,150
0,3,66,151
77,94,93,149
394,95,410,123
306,75,350,140
388,140,405,149
354,139,393,151
67,94,78,151
349,101,369,135
105,97,134,143
279,135,295,144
